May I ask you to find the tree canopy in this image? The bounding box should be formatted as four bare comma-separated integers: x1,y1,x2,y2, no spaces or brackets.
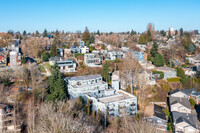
47,63,67,101
43,29,48,37
82,27,91,46
102,61,110,82
150,42,159,57
176,67,186,78
42,51,50,62
153,53,165,67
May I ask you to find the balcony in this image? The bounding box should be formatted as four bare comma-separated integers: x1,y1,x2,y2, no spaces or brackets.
108,108,115,112
130,103,136,106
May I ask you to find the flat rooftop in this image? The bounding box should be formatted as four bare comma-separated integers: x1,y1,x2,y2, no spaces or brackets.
99,90,136,103
67,74,101,81
157,67,175,71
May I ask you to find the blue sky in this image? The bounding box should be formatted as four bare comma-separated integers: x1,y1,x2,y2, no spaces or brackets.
0,0,200,33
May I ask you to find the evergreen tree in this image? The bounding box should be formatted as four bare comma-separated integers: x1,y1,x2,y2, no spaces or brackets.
50,43,58,57
160,30,166,37
130,29,136,36
90,35,95,44
139,34,145,44
21,55,26,64
42,51,50,62
168,29,172,39
43,29,48,37
97,30,100,36
102,61,110,82
82,27,91,46
176,67,186,78
180,28,184,37
47,63,67,101
23,30,27,36
35,30,39,36
153,53,165,67
147,29,151,38
150,42,158,57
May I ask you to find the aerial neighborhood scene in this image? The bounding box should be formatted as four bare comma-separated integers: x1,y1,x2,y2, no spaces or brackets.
0,0,200,133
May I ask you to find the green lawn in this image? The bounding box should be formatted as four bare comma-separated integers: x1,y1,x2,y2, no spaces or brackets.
39,65,46,73
45,62,51,70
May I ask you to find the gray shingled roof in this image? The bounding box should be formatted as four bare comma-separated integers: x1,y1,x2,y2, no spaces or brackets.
169,96,191,109
182,88,199,96
172,112,199,129
170,88,200,96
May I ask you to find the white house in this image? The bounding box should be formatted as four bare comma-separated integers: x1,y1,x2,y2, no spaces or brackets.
106,50,124,60
80,46,89,54
136,44,146,51
137,69,156,86
157,67,177,79
85,90,137,116
84,53,101,67
57,59,77,73
49,57,62,65
169,97,191,114
65,75,108,99
184,68,196,76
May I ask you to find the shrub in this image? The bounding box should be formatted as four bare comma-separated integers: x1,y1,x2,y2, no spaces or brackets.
75,53,84,58
41,51,50,62
176,67,186,78
180,77,191,89
152,71,164,79
153,53,165,67
161,83,170,92
190,98,196,108
167,77,180,82
39,65,46,72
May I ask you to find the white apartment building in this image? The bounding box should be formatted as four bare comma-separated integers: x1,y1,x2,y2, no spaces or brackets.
86,90,137,116
0,104,14,132
65,75,108,98
10,51,21,68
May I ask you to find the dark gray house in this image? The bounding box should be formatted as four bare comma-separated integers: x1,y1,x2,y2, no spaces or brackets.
171,111,199,133
145,104,167,131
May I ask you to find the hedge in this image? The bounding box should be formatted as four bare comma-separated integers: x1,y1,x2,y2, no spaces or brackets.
74,53,85,58
167,77,180,82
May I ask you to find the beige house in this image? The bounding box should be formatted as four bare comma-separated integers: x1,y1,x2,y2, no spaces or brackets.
169,97,191,114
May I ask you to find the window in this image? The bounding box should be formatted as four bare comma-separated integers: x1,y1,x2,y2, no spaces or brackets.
63,66,65,70
157,120,161,123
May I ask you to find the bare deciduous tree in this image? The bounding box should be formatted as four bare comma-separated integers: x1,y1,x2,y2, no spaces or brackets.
119,52,141,94
27,101,102,133
21,37,43,58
